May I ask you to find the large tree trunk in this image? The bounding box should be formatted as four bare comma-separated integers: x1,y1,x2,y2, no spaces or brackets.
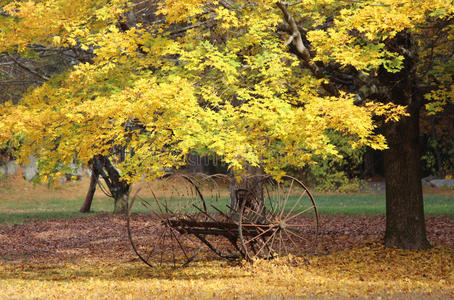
383,105,431,249
380,31,430,250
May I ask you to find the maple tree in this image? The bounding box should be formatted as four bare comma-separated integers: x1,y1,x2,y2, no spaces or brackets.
0,0,452,248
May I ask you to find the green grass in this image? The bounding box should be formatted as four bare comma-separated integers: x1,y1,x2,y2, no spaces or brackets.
315,194,454,215
0,211,102,224
1,193,452,225
0,197,113,224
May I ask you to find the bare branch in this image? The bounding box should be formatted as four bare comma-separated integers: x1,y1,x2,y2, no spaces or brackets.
276,1,319,76
6,54,50,81
0,80,41,84
219,0,234,9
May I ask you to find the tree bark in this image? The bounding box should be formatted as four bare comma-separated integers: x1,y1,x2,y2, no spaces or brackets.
379,32,431,249
228,166,264,220
79,168,99,213
383,105,431,249
93,155,131,215
113,191,129,214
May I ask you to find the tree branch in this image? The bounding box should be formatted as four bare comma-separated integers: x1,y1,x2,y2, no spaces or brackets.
277,1,341,96
7,54,50,81
276,1,318,74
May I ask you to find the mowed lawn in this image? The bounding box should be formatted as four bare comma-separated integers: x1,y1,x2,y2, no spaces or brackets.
0,176,452,224
1,194,453,224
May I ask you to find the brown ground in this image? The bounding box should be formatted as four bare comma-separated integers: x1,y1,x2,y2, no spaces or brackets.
0,214,452,264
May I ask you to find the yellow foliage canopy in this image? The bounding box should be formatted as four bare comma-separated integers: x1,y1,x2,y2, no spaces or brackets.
0,0,452,182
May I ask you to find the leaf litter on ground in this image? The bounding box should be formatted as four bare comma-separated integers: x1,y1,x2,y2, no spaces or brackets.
0,214,452,299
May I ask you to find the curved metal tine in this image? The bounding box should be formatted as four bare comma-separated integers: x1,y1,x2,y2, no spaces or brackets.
210,204,234,223
206,174,222,201
279,178,294,219
192,204,220,223
183,174,204,214
278,230,283,256
264,182,278,217
139,198,162,219
163,175,184,214
159,227,167,266
181,247,201,267
285,205,315,222
170,228,176,268
129,186,141,213
243,202,273,225
203,175,222,212
146,181,165,214
161,179,173,215
183,175,199,204
138,192,165,219
193,174,211,214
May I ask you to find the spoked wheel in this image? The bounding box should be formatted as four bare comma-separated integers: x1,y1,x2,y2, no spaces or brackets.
238,175,319,261
127,174,203,268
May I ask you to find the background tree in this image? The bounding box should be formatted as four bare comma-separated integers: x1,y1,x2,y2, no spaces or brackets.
279,0,453,249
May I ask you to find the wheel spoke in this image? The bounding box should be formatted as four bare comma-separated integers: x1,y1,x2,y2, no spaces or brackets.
244,226,275,246
284,205,314,222
264,184,278,216
279,179,294,219
284,188,307,220
285,227,308,242
278,230,283,256
283,228,300,252
276,182,282,218
254,229,277,258
148,185,164,214
268,229,278,256
145,226,166,262
169,226,189,261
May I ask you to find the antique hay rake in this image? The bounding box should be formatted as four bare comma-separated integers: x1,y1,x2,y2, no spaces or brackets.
127,173,319,268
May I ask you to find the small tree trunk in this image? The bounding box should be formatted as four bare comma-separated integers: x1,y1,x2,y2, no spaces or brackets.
93,155,131,215
229,166,264,220
80,170,98,213
113,190,129,214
